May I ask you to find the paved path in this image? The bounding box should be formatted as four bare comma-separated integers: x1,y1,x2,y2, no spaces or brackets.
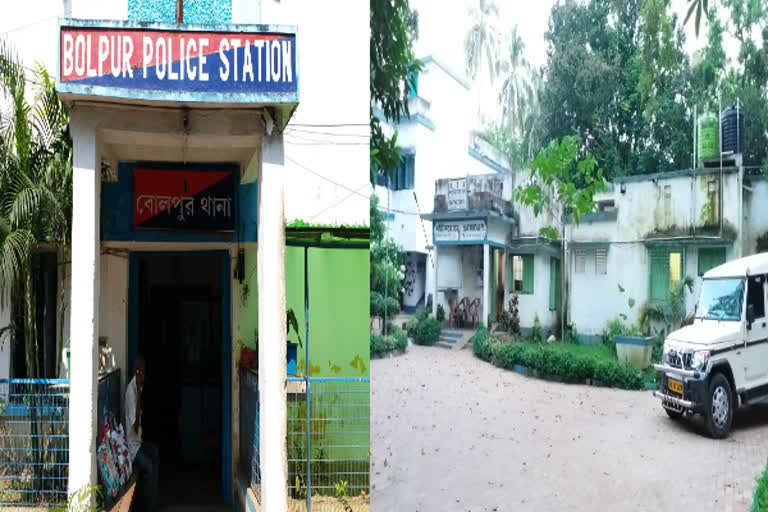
371,345,768,511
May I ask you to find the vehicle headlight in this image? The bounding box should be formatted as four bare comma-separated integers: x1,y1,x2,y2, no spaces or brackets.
689,350,711,371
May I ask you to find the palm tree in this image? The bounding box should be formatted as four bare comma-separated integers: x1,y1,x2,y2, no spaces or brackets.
0,38,72,379
464,0,500,119
497,26,529,139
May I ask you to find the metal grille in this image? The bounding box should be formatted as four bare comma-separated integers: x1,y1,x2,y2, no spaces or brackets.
666,349,693,370
595,249,607,275
287,377,370,509
239,368,260,487
0,379,69,507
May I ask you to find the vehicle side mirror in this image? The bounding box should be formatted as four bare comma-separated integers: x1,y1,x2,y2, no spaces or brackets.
747,304,756,329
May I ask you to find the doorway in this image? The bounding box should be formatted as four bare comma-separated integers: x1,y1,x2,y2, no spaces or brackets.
129,251,232,508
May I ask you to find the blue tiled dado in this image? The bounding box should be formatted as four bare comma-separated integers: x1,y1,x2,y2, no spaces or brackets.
128,0,232,24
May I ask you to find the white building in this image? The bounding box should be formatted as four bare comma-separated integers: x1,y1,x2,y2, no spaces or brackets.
374,54,509,313
566,162,767,342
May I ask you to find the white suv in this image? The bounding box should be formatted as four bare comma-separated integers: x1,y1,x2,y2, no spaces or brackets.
653,252,768,438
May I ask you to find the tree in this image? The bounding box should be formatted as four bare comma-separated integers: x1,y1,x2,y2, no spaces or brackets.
370,0,421,182
0,39,72,379
515,135,607,239
683,0,711,36
539,0,694,179
497,26,529,139
370,194,404,329
465,0,500,121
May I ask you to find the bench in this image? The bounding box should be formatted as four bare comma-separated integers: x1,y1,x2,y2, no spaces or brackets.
105,471,138,512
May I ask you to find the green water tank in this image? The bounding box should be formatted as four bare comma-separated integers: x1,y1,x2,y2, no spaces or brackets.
697,111,719,162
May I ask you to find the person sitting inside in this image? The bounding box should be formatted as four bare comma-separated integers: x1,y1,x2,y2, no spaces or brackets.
125,353,159,512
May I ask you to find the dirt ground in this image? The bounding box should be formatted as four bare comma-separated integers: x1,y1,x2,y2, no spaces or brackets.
371,344,768,511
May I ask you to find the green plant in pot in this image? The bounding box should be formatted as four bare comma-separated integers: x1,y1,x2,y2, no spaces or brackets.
252,308,303,375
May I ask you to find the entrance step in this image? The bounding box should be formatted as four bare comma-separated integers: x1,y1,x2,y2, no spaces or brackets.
435,329,474,350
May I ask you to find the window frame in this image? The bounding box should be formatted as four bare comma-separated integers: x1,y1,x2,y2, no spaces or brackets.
595,248,607,275
509,253,534,295
648,247,686,305
698,247,726,277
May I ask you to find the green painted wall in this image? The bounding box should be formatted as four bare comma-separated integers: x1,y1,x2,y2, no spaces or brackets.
288,246,370,378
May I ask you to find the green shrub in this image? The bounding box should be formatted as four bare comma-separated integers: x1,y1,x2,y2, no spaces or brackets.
414,317,441,345
472,327,645,390
370,334,392,358
473,325,495,361
370,291,384,317
436,304,446,323
752,458,768,512
414,307,430,322
371,328,408,358
391,326,408,352
405,316,419,337
531,315,543,343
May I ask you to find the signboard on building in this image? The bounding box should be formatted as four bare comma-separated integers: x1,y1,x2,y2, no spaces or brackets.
434,220,487,242
447,178,467,210
134,168,235,231
58,20,298,104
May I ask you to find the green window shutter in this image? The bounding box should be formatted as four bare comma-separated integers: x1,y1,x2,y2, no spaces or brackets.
649,248,670,304
698,247,726,277
522,254,534,294
507,254,513,291
549,257,561,310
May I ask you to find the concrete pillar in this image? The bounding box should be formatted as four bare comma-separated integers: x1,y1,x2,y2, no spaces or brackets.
67,115,100,496
482,244,489,326
257,133,287,512
432,245,438,316
503,248,509,307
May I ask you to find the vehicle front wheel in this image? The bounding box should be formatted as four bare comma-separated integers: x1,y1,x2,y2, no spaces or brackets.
705,373,733,439
664,407,684,420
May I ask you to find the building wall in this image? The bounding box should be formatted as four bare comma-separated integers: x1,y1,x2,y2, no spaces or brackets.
435,245,484,317
744,176,768,254
403,252,427,311
503,252,558,334
566,168,753,338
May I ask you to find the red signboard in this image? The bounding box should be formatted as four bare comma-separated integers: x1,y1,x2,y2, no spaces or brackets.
134,168,235,231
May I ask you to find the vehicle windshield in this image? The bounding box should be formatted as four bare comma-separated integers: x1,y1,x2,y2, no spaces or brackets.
696,278,745,321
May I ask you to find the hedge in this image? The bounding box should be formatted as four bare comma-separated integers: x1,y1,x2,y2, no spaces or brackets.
371,327,408,358
413,317,441,346
753,459,768,512
473,326,644,390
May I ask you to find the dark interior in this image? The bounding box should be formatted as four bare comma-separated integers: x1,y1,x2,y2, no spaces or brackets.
136,253,224,507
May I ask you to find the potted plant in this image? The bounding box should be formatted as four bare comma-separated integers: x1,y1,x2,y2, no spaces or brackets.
249,307,303,375
286,308,302,376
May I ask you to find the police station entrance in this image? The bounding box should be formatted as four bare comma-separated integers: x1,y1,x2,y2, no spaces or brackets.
131,251,231,509
58,17,297,508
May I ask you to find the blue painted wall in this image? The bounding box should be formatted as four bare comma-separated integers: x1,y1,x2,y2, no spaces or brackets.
128,0,232,24
102,162,257,242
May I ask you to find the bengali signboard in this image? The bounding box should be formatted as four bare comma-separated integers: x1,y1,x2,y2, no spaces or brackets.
434,220,487,242
447,178,467,210
134,168,235,231
58,20,298,104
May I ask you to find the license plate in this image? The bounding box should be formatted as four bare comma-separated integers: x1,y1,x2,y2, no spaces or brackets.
668,378,683,395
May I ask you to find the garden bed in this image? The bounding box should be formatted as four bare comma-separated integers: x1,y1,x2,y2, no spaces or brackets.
370,328,408,358
473,326,650,390
752,458,768,512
